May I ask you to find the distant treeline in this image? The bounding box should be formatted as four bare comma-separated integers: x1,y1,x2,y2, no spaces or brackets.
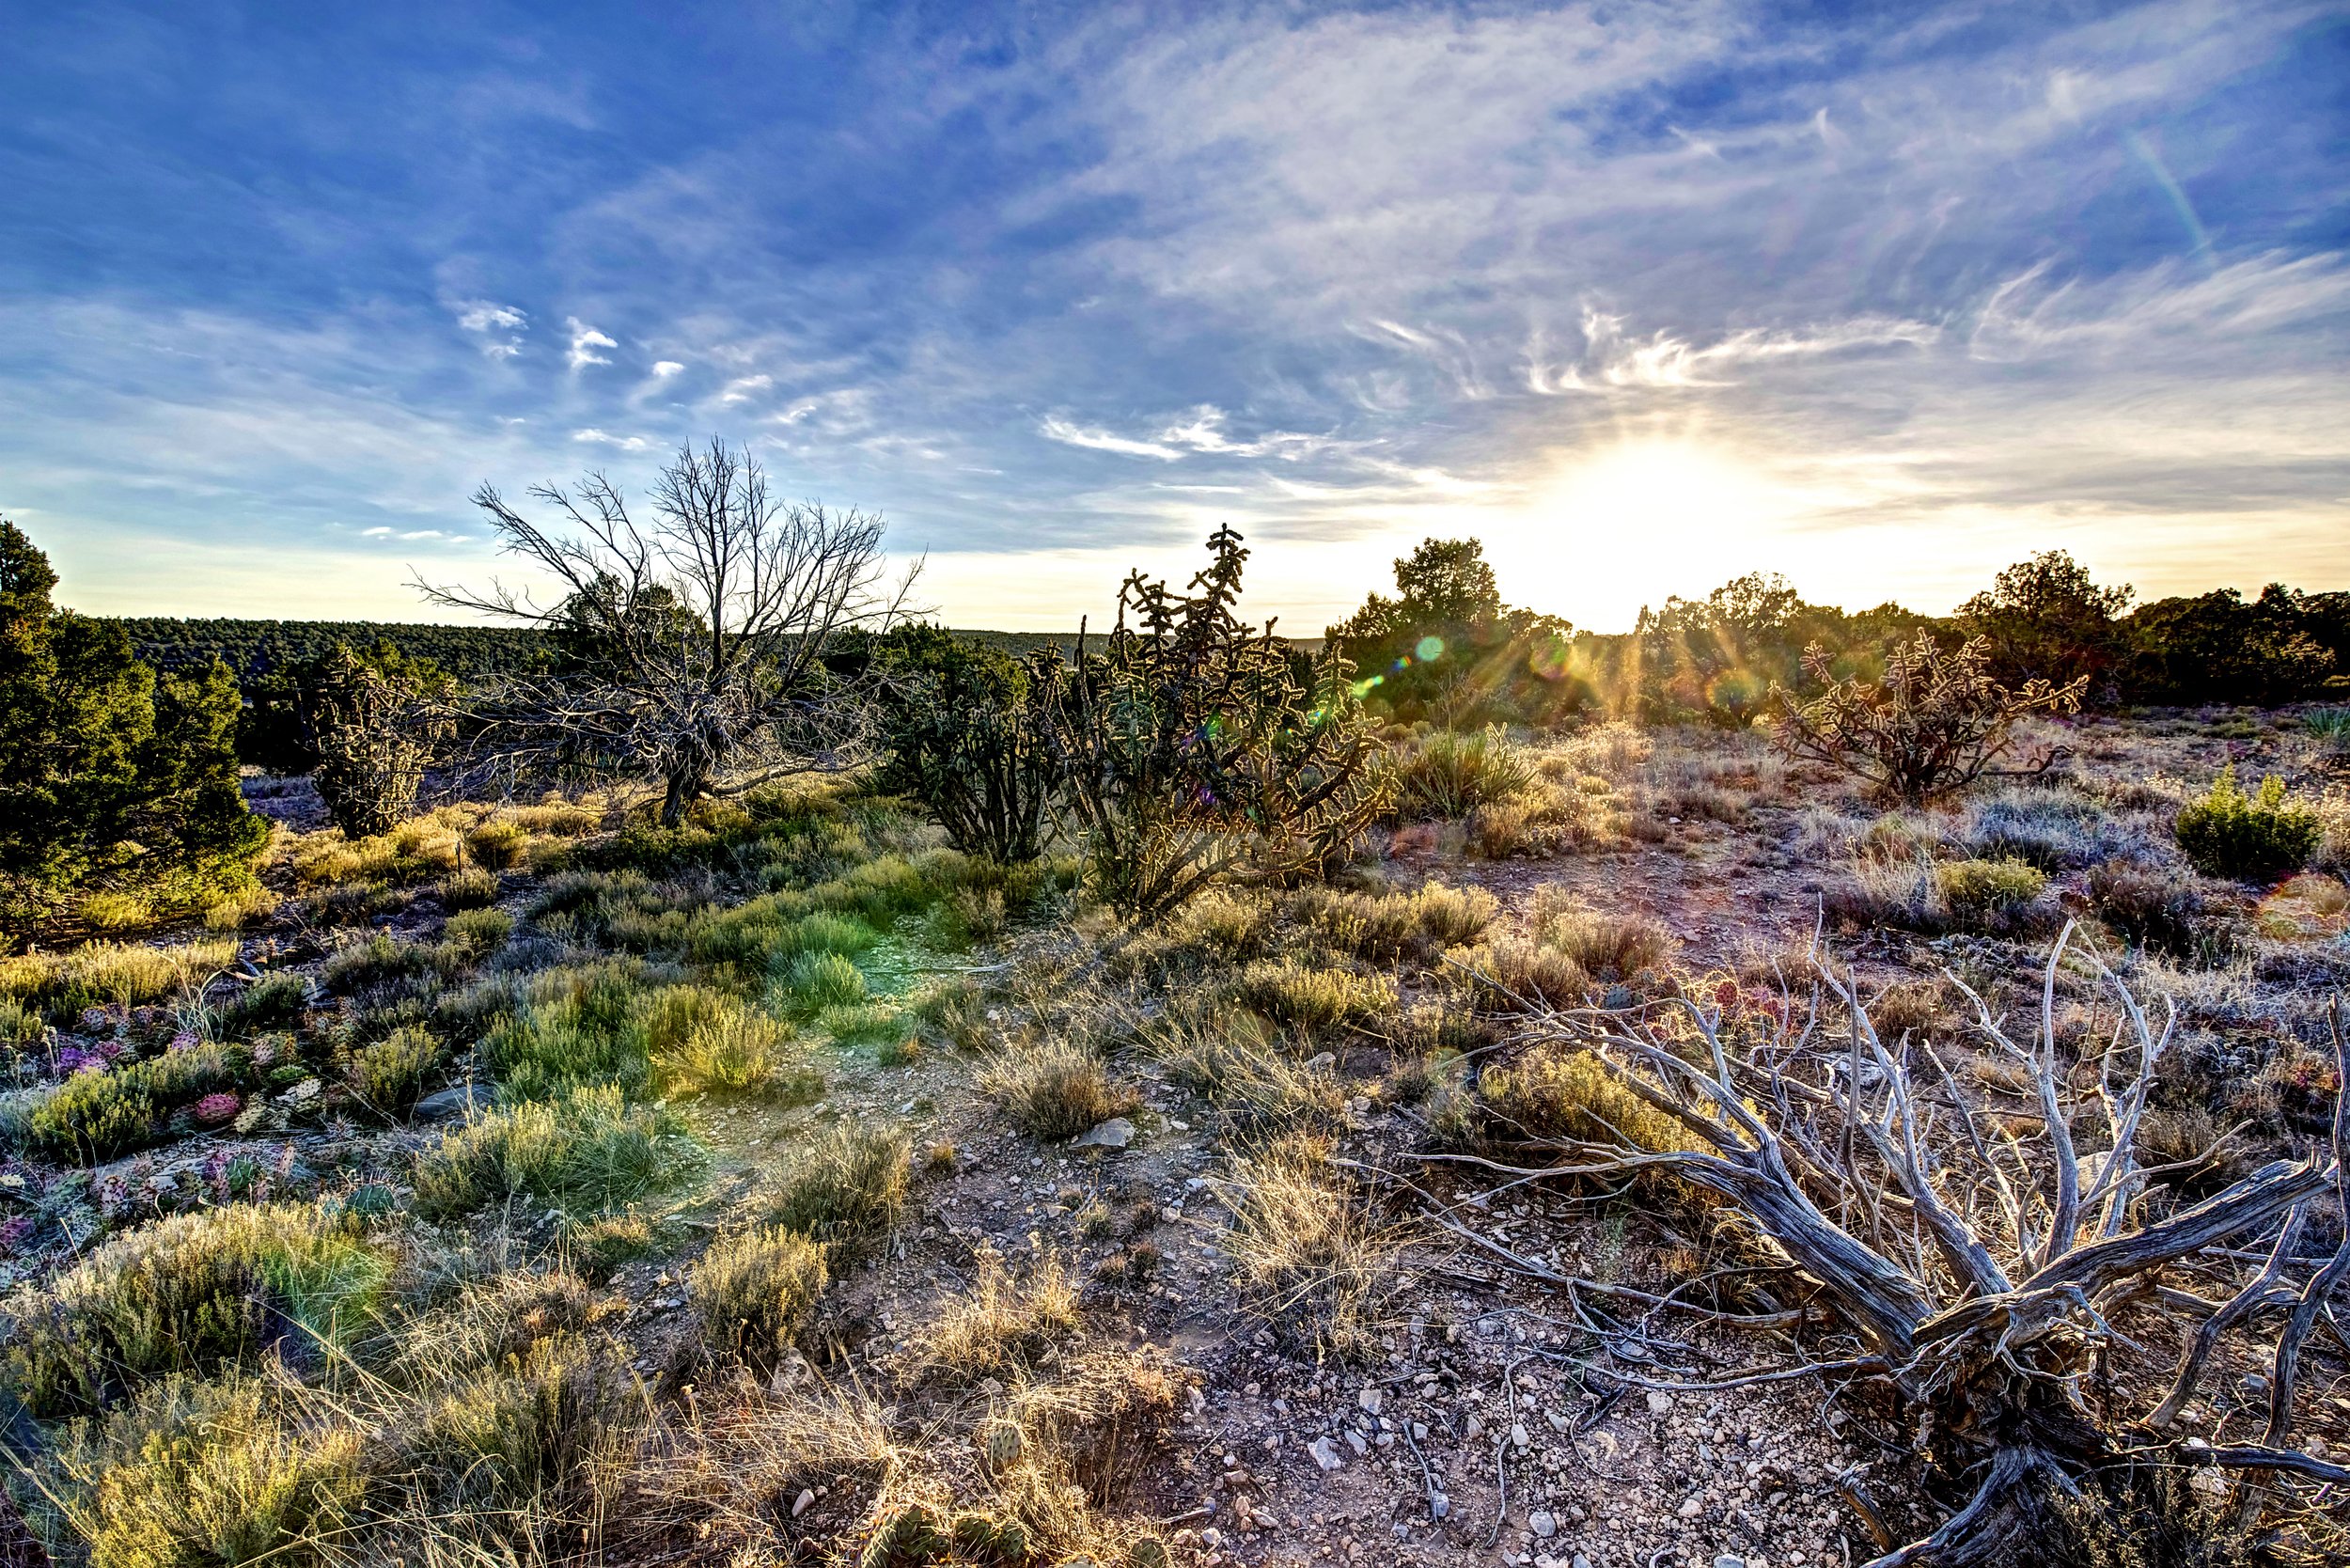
119,619,553,681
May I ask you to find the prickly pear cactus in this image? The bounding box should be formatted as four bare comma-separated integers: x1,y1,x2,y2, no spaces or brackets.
979,1418,1026,1470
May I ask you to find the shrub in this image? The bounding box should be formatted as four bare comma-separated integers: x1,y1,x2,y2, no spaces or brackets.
870,625,1059,863
1389,725,1536,820
2174,769,2321,882
1041,526,1387,920
1150,1009,1343,1129
80,890,152,932
306,641,454,839
202,884,281,932
1481,1048,1703,1154
1445,937,1590,1009
414,1085,697,1218
2086,858,2226,961
2304,707,2350,758
1530,898,1675,981
1769,631,2084,805
1935,857,2049,921
482,963,654,1101
692,1225,829,1365
27,1068,156,1163
1302,881,1497,964
4,1202,389,1417
768,1124,909,1249
350,1026,442,1119
654,994,795,1096
979,1037,1139,1140
222,970,308,1034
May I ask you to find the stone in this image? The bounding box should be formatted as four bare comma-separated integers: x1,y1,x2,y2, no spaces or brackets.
1308,1436,1344,1471
1646,1389,1674,1415
1072,1118,1135,1150
1678,1497,1704,1520
1574,1555,1594,1568
1357,1388,1384,1415
412,1082,488,1122
791,1489,816,1518
1715,1557,1747,1568
1528,1512,1557,1539
1345,1430,1370,1457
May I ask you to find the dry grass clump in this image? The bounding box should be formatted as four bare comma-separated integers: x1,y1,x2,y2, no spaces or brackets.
1443,935,1591,1010
644,983,802,1096
1215,1137,1405,1361
1229,958,1397,1035
768,1124,911,1250
0,935,237,1019
1528,889,1676,981
979,1036,1139,1140
1480,1047,1705,1155
905,1247,1081,1387
626,1383,901,1561
435,864,502,909
1150,1006,1345,1129
1389,725,1536,820
1298,880,1496,963
693,1225,830,1367
203,883,282,932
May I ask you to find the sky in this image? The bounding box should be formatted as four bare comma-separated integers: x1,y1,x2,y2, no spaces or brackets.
2,1,2346,634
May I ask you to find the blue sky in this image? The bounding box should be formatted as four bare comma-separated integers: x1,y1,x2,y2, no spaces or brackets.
4,0,2345,631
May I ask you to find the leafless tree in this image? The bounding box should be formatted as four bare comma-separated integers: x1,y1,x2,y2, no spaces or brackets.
415,440,912,823
1430,925,2348,1565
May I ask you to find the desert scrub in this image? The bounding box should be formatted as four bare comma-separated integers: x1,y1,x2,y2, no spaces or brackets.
1151,1006,1344,1130
907,1247,1079,1386
221,970,308,1034
414,1085,697,1218
440,905,513,964
767,1124,909,1249
4,1202,390,1418
49,1372,368,1568
1217,1137,1402,1361
321,933,442,996
2175,769,2321,882
1230,959,1397,1035
1481,1047,1705,1154
1443,936,1590,1010
692,1225,829,1366
1389,725,1536,820
464,818,531,870
979,1036,1139,1140
1528,890,1676,981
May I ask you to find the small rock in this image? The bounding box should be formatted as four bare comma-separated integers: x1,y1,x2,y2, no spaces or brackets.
1073,1118,1135,1150
1678,1497,1704,1520
1574,1556,1593,1568
1357,1388,1384,1415
1715,1557,1747,1568
413,1083,487,1122
1511,1422,1530,1450
1464,1414,1484,1443
1345,1430,1370,1457
1528,1512,1558,1539
791,1489,815,1518
1308,1436,1344,1471
1646,1389,1674,1415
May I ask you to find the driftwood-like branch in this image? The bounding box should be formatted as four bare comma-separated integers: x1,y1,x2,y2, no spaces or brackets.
1462,928,2348,1566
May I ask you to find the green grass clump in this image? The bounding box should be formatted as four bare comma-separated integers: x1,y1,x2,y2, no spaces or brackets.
646,985,797,1096
777,949,870,1015
441,906,514,964
322,933,440,995
979,1037,1139,1140
464,819,530,870
414,1085,697,1218
482,963,655,1102
436,866,502,910
691,1225,829,1365
4,1203,391,1418
221,971,309,1035
2176,768,2322,882
768,1124,910,1250
1390,725,1536,821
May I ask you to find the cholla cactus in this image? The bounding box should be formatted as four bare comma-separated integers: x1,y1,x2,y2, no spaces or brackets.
1768,630,2084,805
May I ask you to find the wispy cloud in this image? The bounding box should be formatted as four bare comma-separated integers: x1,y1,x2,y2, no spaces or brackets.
451,299,527,358
571,428,650,450
565,317,618,369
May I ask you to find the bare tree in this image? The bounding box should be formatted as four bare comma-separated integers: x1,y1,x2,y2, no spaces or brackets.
1432,926,2348,1565
416,440,911,823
